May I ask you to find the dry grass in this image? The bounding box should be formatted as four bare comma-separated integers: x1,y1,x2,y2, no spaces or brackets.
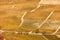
0,0,60,40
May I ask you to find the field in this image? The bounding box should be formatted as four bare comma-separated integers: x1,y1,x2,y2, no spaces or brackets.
0,0,60,40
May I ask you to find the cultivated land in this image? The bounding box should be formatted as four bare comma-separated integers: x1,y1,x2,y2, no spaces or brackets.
0,0,60,40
